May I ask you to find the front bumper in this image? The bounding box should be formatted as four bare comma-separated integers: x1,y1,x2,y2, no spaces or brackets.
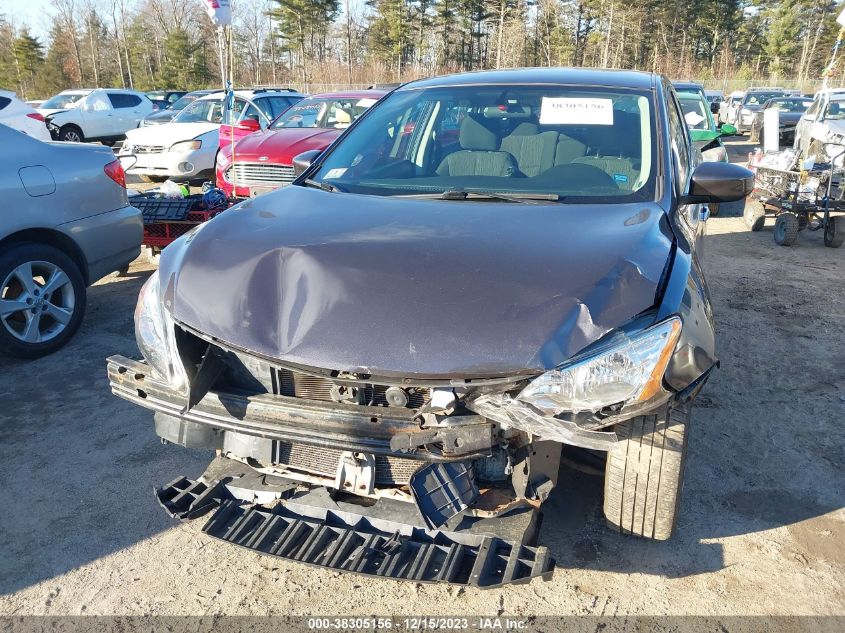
120,147,214,180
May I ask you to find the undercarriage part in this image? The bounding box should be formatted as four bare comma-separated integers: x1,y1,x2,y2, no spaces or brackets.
410,462,480,528
153,457,554,586
511,440,562,502
389,421,495,456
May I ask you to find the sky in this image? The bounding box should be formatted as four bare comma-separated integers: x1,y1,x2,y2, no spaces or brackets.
3,0,53,41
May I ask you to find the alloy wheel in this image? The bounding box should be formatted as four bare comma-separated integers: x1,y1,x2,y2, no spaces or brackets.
0,260,76,344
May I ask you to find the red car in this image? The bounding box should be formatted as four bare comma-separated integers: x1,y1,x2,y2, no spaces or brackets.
216,90,387,198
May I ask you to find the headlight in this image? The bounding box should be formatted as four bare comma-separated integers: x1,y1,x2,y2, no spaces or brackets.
170,139,202,152
134,271,188,392
518,317,682,414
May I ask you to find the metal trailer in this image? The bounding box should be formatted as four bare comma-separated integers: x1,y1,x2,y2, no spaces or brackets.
745,162,845,247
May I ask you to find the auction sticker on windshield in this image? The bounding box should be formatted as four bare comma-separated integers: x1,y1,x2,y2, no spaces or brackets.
539,97,614,125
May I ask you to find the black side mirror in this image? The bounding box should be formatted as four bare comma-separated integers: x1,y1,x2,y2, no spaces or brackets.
292,149,322,177
680,162,754,204
710,101,720,114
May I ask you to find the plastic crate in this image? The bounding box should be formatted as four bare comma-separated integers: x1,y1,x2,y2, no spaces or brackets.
131,193,204,224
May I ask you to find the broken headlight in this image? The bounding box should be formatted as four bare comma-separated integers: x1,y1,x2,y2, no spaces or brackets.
134,270,188,392
519,317,682,414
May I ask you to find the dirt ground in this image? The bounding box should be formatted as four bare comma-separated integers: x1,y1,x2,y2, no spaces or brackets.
0,139,843,618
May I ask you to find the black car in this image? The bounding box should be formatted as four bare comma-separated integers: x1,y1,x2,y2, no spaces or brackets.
749,96,812,145
107,68,752,586
139,89,216,127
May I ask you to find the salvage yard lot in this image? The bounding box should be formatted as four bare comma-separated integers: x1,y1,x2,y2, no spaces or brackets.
0,139,842,617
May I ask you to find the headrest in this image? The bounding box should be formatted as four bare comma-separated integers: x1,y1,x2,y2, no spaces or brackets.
459,115,499,151
334,108,352,124
510,122,539,136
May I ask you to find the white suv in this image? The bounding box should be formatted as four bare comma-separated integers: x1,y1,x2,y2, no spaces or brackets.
0,90,50,141
39,88,154,144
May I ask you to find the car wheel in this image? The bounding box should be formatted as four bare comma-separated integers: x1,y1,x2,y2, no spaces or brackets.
744,201,766,231
0,244,86,359
58,125,84,143
774,212,800,246
824,216,845,248
603,403,691,540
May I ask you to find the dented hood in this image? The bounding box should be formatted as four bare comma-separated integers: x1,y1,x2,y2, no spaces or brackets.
160,186,674,378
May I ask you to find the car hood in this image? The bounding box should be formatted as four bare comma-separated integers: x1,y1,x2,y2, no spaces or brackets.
40,108,71,118
125,121,218,145
159,187,675,378
232,128,342,163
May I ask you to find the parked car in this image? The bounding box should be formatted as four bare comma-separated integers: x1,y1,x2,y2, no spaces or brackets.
139,89,217,127
216,90,386,198
732,89,787,133
677,91,737,215
121,89,304,183
107,68,753,585
217,87,304,149
0,90,50,141
0,124,142,358
721,90,745,128
40,88,154,144
794,88,845,160
748,96,812,145
146,90,187,108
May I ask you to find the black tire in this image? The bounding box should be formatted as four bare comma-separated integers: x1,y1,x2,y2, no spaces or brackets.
824,216,845,248
744,200,766,231
604,404,691,540
58,125,84,143
774,212,800,246
0,243,86,359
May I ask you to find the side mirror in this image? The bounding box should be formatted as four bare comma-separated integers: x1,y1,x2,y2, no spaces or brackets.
680,162,754,204
292,149,322,176
719,123,737,136
237,118,261,133
710,101,720,114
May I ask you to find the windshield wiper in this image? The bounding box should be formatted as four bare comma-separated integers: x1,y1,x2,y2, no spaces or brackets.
302,178,342,193
399,189,559,204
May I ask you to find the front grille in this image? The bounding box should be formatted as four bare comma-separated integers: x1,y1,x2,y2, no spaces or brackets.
273,441,421,485
132,145,165,154
226,162,295,187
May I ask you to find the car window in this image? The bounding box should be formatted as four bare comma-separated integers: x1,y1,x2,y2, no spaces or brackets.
170,94,200,111
42,93,88,109
666,92,690,188
824,98,845,120
259,96,301,120
744,92,781,106
679,97,710,130
272,97,377,130
168,93,182,103
108,93,142,109
0,96,10,111
84,92,112,112
309,85,657,202
174,98,224,124
770,99,811,112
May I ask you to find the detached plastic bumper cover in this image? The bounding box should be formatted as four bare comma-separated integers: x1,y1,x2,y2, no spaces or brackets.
154,476,554,587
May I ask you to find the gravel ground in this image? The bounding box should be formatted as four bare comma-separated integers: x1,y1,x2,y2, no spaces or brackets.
0,139,842,618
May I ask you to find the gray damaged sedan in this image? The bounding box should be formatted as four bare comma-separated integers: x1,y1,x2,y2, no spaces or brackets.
1,124,142,358
107,69,753,586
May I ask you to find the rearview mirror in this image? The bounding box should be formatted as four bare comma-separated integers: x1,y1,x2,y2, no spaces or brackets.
719,123,737,136
680,162,754,204
237,118,261,133
292,149,322,177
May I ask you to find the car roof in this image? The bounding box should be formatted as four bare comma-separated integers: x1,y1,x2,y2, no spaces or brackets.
677,91,706,101
196,89,304,101
399,68,657,91
305,90,388,99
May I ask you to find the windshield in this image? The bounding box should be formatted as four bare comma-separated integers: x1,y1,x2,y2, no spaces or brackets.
42,93,87,109
824,98,845,120
770,99,811,112
173,98,223,124
679,96,711,130
744,92,781,106
169,94,201,111
272,97,379,129
309,85,656,202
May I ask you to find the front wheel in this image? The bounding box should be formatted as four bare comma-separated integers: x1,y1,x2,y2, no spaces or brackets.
774,212,800,246
58,125,84,143
604,404,691,540
0,244,86,358
824,216,844,248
